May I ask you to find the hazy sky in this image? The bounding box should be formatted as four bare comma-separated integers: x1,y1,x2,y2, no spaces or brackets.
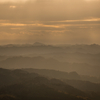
0,0,100,44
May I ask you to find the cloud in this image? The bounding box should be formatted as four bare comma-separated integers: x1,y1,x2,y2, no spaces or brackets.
0,0,100,44
0,0,100,21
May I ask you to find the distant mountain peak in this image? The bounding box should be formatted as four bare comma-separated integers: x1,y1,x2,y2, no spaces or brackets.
33,42,45,46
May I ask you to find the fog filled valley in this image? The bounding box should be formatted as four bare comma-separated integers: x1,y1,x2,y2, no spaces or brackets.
0,43,100,76
0,43,100,100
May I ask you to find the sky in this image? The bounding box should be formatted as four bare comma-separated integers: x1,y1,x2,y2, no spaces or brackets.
0,0,100,44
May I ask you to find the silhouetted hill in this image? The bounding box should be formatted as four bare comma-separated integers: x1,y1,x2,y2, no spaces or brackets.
0,68,90,100
0,56,69,70
0,84,87,100
64,79,100,92
33,42,45,46
24,68,100,83
0,56,100,77
0,44,100,77
0,68,39,88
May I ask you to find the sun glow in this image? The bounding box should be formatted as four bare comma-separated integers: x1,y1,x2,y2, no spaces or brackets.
10,6,16,8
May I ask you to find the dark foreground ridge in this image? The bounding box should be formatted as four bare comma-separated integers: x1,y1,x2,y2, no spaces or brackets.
0,68,100,100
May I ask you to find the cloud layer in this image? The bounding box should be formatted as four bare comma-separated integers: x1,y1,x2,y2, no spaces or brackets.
0,0,100,44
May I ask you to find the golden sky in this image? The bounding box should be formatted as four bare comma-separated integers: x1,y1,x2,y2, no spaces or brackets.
0,0,100,44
